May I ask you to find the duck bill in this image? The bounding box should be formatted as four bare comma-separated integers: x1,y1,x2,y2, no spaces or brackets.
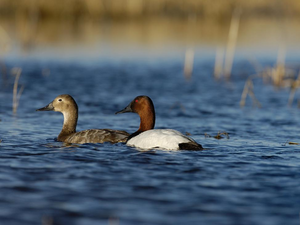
36,102,54,111
115,103,133,114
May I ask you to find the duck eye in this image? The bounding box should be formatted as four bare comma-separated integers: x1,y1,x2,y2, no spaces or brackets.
58,99,62,102
135,99,138,103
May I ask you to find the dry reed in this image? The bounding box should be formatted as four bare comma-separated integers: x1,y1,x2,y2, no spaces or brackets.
183,48,194,80
0,60,7,87
288,142,299,145
240,55,299,108
240,76,261,107
213,8,240,81
224,8,241,80
214,47,224,80
12,68,24,115
204,132,230,139
0,24,10,86
0,0,299,20
288,72,300,106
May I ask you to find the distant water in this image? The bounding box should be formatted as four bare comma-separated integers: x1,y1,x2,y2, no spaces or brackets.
0,55,300,225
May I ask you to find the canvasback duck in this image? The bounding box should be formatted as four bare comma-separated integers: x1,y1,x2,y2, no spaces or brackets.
116,96,203,150
36,94,129,144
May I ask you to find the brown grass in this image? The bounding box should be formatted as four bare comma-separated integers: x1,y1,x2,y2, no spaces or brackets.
0,0,299,20
240,48,299,108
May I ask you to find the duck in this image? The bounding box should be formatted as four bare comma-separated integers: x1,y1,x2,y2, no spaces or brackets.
115,95,203,150
36,94,129,144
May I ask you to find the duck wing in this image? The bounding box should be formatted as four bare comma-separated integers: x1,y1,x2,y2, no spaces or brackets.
64,129,129,144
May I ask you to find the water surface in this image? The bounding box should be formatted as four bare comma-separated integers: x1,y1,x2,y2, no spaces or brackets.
0,56,300,225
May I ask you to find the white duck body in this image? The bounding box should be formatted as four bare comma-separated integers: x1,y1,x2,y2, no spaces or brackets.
127,129,197,150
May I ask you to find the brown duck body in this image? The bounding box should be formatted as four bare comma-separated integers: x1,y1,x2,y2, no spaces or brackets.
37,94,129,144
58,129,129,144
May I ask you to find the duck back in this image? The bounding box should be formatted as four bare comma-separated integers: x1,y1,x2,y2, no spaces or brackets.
127,129,202,150
60,129,129,144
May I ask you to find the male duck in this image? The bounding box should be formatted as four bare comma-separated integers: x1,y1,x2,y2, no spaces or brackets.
116,95,203,150
37,94,129,144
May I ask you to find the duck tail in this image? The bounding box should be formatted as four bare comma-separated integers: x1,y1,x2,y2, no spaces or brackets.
179,142,203,151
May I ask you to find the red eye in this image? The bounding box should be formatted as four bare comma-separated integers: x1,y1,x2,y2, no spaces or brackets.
135,99,138,103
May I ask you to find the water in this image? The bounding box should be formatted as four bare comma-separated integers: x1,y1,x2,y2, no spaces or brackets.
0,55,300,225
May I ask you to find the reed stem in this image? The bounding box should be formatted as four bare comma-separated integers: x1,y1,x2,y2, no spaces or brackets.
183,48,194,80
12,68,24,115
224,8,241,80
214,47,224,80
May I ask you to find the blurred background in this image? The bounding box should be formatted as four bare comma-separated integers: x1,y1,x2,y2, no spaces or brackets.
0,0,299,61
1,0,300,113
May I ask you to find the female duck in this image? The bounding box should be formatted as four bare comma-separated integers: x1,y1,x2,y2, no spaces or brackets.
37,94,129,144
116,96,203,150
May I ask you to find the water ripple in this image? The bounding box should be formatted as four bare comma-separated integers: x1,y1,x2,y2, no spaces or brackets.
0,59,299,225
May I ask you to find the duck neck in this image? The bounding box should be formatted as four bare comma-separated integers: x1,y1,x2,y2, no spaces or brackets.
138,111,155,132
130,104,155,139
58,108,78,141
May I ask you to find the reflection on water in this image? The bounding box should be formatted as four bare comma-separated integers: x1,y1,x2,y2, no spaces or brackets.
0,17,300,59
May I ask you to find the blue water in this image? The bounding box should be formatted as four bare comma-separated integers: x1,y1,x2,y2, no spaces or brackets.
0,56,300,225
